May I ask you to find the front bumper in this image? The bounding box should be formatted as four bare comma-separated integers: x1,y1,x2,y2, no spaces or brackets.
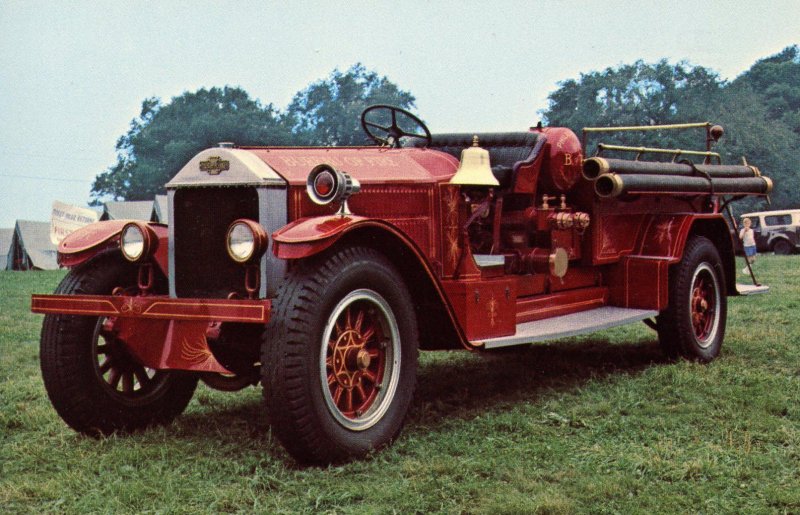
31,294,271,373
31,294,271,323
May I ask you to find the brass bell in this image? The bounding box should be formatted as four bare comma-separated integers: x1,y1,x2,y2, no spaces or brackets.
449,135,499,187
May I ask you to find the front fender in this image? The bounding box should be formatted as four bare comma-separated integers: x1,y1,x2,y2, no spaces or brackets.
58,220,169,275
272,215,369,259
273,214,476,351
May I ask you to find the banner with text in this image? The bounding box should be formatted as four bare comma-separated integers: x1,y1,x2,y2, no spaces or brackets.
50,201,99,244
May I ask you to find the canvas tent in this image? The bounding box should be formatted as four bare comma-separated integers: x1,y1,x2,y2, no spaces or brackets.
151,195,168,224
101,200,154,221
0,228,13,270
7,220,58,270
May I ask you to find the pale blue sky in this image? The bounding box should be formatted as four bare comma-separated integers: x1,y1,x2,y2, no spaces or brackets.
1,1,798,228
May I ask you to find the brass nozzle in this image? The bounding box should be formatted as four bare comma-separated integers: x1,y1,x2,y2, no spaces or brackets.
582,157,610,180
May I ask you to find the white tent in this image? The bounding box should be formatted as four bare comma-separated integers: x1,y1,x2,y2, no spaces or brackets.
8,220,58,270
151,195,168,224
101,200,154,221
0,228,13,270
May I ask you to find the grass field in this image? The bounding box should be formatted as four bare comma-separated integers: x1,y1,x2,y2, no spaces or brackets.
1,255,798,514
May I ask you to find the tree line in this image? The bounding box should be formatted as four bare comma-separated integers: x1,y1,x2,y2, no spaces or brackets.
543,46,800,211
93,48,800,212
91,64,415,202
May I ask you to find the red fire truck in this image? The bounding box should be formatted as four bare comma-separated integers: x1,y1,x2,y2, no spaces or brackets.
32,106,771,464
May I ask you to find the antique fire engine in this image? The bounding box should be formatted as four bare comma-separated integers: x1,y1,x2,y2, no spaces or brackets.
32,105,771,465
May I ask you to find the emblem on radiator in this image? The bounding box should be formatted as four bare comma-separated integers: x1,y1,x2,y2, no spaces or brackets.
199,156,230,175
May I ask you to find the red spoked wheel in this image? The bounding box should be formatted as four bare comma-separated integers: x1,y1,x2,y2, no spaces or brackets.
690,263,721,347
321,289,400,431
40,252,197,435
92,317,169,404
263,246,418,465
657,236,727,362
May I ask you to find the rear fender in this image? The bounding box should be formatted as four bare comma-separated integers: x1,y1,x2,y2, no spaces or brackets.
58,220,169,276
644,214,737,298
685,217,737,296
608,214,735,309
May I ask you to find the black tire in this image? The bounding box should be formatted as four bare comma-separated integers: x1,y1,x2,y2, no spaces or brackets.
40,253,198,435
263,246,418,465
657,236,727,362
773,239,792,255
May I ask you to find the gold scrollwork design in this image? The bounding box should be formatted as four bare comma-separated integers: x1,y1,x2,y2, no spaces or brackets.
180,336,218,371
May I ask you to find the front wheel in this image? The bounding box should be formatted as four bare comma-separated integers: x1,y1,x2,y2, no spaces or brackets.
263,247,418,465
40,253,198,435
657,236,727,362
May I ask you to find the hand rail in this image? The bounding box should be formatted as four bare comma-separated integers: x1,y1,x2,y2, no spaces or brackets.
581,121,717,157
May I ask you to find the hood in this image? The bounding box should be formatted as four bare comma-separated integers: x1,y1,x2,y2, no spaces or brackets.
168,146,458,189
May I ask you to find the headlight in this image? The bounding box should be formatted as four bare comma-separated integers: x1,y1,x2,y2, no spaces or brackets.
120,222,154,262
226,219,268,264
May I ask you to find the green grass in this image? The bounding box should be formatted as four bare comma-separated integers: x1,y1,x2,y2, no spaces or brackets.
1,255,798,514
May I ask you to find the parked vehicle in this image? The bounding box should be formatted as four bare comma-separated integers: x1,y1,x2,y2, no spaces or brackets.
32,107,772,465
740,209,800,255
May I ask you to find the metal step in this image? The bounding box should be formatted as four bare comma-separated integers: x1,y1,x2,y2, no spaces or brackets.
478,306,659,349
473,254,505,268
735,283,770,295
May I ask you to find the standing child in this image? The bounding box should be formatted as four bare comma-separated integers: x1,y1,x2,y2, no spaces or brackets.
740,217,757,273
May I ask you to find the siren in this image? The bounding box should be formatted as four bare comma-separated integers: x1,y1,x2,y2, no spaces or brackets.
306,164,361,216
449,135,499,187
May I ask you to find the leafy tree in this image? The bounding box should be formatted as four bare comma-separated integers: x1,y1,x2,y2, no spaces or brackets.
92,65,415,201
91,87,291,202
704,82,800,211
285,63,417,146
734,45,800,134
542,59,722,151
541,52,800,210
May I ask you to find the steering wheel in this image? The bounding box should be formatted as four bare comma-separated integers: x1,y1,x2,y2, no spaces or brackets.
360,105,432,148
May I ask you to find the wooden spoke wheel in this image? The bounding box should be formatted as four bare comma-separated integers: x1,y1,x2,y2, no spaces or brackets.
321,289,401,431
92,317,169,404
263,246,418,465
40,253,197,435
689,263,721,348
657,236,727,362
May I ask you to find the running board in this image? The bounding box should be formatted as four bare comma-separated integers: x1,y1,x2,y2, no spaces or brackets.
735,283,770,295
477,307,659,350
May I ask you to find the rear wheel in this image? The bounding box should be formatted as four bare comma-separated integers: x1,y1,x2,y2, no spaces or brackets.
773,239,791,255
263,246,418,465
40,253,198,435
657,236,727,362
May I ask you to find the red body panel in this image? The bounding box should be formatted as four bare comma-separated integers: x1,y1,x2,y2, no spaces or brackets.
442,277,517,340
607,256,670,310
244,147,456,185
114,319,231,374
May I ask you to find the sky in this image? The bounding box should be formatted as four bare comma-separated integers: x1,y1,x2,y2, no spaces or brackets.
1,1,798,229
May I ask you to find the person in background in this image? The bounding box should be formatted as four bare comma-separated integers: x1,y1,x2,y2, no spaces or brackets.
739,217,757,273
